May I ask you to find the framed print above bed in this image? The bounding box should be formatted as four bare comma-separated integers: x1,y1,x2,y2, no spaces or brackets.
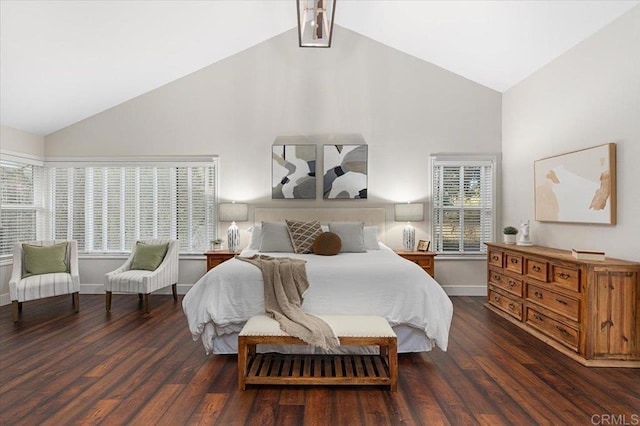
272,145,316,199
534,143,616,224
323,144,368,199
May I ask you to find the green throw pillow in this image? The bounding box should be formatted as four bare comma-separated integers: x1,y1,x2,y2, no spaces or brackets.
22,242,69,277
131,242,169,271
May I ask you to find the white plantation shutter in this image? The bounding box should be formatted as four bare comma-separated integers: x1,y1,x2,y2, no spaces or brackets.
47,158,217,254
431,156,496,255
0,156,45,258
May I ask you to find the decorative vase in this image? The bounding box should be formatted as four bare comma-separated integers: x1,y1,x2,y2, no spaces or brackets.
503,234,517,245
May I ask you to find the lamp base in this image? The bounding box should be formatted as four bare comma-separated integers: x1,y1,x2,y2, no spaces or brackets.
227,222,240,252
403,224,415,252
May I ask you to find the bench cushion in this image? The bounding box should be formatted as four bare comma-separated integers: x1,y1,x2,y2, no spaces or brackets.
239,314,396,338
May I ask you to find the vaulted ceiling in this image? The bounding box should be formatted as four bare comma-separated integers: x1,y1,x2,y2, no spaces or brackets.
1,1,638,136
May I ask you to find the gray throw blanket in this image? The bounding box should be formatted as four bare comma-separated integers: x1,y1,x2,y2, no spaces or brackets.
238,255,340,350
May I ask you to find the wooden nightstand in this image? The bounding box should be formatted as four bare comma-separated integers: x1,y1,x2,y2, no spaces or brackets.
395,251,436,277
205,250,237,271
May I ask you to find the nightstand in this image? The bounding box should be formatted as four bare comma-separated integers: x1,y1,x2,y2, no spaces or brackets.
395,251,436,277
205,250,237,271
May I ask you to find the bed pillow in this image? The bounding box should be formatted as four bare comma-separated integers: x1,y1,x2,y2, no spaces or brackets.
247,224,262,250
328,222,365,253
22,242,69,277
286,220,323,254
364,226,380,250
312,232,342,256
131,242,168,271
259,222,295,252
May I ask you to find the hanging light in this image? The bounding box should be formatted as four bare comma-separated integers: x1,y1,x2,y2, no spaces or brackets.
297,0,336,48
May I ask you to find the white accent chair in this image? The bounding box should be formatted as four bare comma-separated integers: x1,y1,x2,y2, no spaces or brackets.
104,239,179,313
9,240,80,322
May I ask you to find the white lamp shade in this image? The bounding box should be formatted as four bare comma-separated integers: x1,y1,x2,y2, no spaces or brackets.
219,203,248,222
394,203,424,222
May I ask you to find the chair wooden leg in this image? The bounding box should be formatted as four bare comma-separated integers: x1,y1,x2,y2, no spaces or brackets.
12,301,19,322
73,292,80,313
144,294,150,314
138,293,143,300
18,302,23,312
172,283,177,302
106,291,112,312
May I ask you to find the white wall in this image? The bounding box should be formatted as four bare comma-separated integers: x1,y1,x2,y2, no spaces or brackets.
502,6,640,261
40,26,501,296
0,126,46,305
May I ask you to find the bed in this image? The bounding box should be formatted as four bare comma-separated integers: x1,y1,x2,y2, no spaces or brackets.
182,208,453,355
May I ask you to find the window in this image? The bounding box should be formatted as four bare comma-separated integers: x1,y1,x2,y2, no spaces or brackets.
47,157,217,254
431,155,497,256
0,155,44,259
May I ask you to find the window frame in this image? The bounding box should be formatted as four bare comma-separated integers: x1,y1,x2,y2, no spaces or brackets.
429,153,500,258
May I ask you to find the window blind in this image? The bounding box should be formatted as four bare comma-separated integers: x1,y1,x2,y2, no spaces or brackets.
47,160,217,254
0,158,44,257
431,157,495,255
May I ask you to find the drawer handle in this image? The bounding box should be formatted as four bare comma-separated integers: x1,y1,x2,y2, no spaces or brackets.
557,272,571,280
556,298,568,305
532,266,541,272
508,280,516,287
555,326,569,336
508,302,515,310
510,258,518,264
534,291,543,299
494,295,501,302
493,275,501,281
601,320,613,330
492,255,500,261
534,314,544,322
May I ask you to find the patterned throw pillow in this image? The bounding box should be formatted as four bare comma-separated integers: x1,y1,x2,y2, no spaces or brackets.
285,220,323,254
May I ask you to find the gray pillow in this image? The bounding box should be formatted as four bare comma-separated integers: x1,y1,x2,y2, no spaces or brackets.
328,222,365,253
259,222,295,252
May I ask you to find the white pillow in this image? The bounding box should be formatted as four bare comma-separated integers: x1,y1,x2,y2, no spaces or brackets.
259,222,295,252
363,226,380,250
247,224,262,250
328,222,365,253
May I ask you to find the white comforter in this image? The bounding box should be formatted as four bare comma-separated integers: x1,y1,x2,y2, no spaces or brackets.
182,244,453,354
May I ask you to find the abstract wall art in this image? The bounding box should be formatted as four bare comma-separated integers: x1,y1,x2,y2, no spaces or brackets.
534,143,616,224
323,144,368,199
272,145,316,199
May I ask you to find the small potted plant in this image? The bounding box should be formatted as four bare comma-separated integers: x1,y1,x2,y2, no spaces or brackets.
503,226,518,245
210,238,224,251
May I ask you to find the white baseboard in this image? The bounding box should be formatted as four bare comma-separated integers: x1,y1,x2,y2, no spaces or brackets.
0,284,487,306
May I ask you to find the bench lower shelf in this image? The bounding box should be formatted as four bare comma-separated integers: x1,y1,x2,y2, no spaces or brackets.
242,353,394,388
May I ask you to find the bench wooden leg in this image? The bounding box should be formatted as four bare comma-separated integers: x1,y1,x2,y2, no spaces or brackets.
388,338,398,392
238,337,248,390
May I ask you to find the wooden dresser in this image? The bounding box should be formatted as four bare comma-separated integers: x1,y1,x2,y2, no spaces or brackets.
395,251,436,277
485,243,640,367
205,250,236,271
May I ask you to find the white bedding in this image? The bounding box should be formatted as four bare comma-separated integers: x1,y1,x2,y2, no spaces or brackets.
182,244,453,354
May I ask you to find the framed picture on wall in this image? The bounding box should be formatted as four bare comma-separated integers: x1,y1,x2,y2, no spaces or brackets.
272,145,316,199
323,144,368,199
534,143,616,224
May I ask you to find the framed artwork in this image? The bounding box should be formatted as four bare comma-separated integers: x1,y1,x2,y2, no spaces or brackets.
534,143,616,224
323,144,368,199
272,145,316,199
417,240,430,252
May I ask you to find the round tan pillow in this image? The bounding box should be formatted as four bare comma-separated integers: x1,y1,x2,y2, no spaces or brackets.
312,232,342,256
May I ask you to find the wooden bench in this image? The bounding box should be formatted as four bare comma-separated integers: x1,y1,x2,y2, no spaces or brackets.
238,315,397,391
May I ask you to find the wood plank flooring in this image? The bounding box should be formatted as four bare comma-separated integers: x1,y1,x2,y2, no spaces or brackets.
1,295,638,425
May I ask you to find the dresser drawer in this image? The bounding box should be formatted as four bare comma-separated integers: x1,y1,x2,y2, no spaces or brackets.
549,264,581,293
505,254,523,274
526,308,579,351
525,258,548,282
489,270,522,297
488,288,522,320
526,283,580,321
488,249,504,268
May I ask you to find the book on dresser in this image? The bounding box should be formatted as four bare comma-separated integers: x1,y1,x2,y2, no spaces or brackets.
571,248,605,261
485,242,640,368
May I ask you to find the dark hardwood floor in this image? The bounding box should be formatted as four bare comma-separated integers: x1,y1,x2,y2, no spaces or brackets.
0,295,638,425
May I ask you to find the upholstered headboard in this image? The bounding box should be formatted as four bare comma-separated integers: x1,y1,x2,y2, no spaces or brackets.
254,208,386,238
